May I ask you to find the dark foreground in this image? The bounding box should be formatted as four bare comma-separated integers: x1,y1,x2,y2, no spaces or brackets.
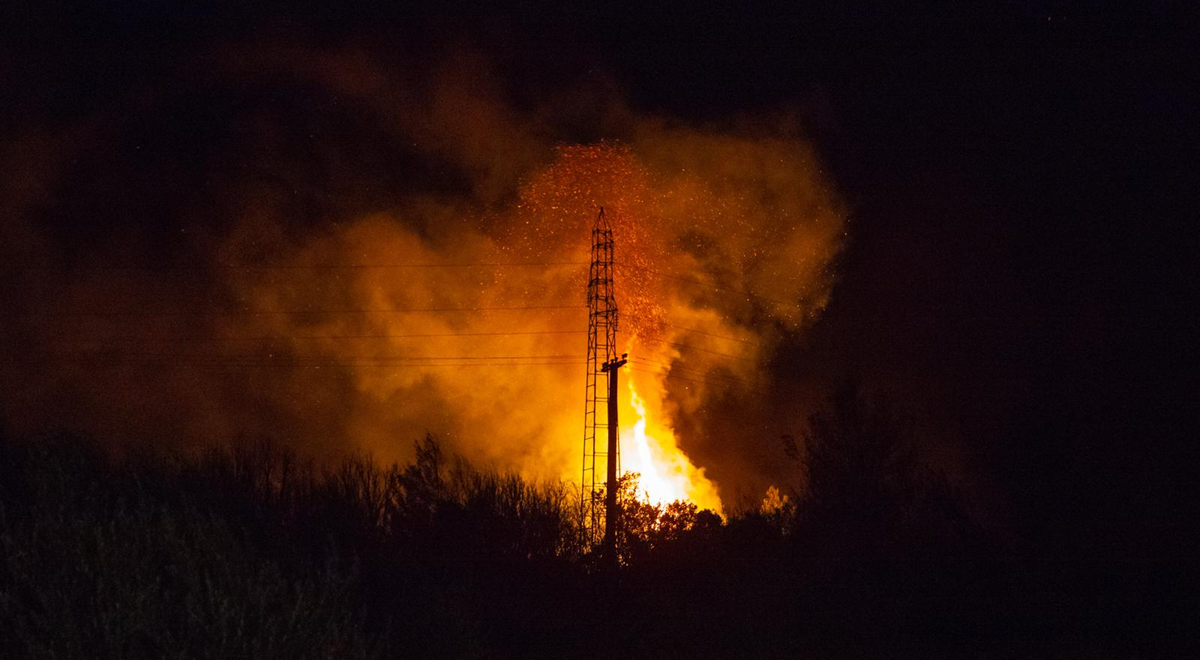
1,424,1193,659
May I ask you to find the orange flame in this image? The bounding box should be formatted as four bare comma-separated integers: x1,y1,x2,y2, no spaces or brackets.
619,344,723,513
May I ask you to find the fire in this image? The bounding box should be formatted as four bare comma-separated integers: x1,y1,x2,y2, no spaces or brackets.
619,353,723,513
9,127,844,520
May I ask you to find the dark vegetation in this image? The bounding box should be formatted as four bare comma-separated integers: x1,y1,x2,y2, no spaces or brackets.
1,384,1193,659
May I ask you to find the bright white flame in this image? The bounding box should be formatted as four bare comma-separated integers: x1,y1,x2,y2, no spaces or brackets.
620,376,722,512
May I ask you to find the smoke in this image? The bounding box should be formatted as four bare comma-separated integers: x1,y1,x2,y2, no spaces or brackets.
0,38,845,505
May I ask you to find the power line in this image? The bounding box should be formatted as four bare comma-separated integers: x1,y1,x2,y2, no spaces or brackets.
238,262,589,269
656,322,763,348
233,262,587,269
628,358,754,385
630,369,764,397
13,353,585,368
23,350,755,384
47,330,588,343
44,334,748,367
629,356,765,388
23,305,586,319
621,313,764,347
627,358,766,391
21,351,581,361
46,361,585,370
5,261,589,272
639,338,756,363
627,365,769,396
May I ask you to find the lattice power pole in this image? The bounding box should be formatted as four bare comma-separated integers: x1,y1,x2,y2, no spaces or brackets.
582,207,627,559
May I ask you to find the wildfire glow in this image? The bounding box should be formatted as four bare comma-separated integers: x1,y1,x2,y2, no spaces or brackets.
619,356,723,513
8,114,845,518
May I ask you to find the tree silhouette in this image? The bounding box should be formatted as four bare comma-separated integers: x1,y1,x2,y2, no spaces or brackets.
797,379,972,559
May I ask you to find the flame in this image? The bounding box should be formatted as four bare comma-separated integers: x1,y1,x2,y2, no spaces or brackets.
619,348,723,513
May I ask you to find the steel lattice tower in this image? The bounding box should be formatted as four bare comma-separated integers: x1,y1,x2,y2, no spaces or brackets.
582,207,625,556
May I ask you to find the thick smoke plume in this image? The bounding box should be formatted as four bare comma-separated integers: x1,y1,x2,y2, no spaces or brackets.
0,41,844,506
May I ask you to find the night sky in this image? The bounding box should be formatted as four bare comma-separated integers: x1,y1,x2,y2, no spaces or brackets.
2,1,1195,561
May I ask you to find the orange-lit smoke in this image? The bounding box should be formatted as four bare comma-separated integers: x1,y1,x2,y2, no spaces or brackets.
0,44,845,509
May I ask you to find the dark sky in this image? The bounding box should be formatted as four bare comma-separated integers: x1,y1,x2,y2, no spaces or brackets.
2,1,1195,558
